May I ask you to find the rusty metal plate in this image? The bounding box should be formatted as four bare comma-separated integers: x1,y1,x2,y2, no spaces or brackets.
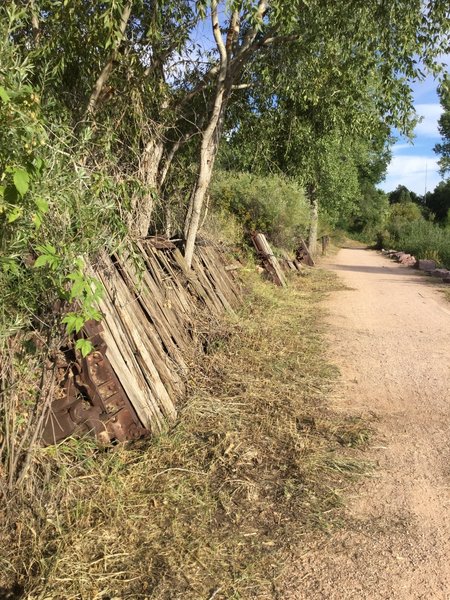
42,320,148,446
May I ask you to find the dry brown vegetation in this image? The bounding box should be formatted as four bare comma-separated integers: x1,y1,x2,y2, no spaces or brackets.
1,267,370,600
440,287,450,303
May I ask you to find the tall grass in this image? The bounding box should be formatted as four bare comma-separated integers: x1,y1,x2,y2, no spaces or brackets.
396,220,450,267
1,268,370,600
380,220,450,268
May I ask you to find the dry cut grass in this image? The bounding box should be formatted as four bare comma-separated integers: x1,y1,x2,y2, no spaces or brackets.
440,287,450,303
0,267,371,600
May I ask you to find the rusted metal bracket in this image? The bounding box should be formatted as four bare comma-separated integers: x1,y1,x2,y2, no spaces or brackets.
42,321,148,446
296,238,315,267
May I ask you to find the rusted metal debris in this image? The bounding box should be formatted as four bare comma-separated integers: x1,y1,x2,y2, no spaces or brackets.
42,320,147,446
296,239,315,267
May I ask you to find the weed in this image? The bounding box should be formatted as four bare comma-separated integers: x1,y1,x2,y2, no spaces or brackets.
1,268,370,599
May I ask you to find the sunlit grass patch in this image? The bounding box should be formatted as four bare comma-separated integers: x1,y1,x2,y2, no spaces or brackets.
1,267,370,599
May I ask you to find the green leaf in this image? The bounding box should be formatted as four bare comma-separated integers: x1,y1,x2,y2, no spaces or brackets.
34,254,53,267
1,257,19,275
36,244,56,255
34,197,49,213
13,169,30,196
74,316,84,333
33,157,44,173
62,313,78,334
7,206,22,223
0,86,10,103
75,338,93,358
69,278,86,300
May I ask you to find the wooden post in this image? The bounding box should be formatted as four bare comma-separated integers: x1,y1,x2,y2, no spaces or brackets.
321,235,330,256
252,233,287,287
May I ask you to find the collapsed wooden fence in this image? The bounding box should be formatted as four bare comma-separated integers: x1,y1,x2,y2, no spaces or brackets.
44,239,242,445
44,232,318,445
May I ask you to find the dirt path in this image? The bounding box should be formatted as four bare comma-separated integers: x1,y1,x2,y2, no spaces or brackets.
292,247,450,600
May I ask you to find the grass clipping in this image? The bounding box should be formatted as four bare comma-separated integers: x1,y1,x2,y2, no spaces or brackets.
1,268,370,599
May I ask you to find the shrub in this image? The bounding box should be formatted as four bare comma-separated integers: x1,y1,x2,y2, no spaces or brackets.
210,171,310,250
396,220,450,267
376,201,423,249
377,203,450,268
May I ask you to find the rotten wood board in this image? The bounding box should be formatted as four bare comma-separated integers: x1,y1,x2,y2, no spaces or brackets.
191,253,232,314
98,255,185,401
90,278,168,432
252,233,287,287
199,245,242,302
116,249,191,361
94,257,178,426
196,247,238,311
296,239,315,267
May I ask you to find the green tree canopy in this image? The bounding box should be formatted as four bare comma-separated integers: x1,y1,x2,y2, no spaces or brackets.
434,74,450,176
425,179,450,222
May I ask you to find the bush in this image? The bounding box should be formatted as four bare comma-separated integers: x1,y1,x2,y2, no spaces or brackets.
376,201,422,249
396,220,450,267
377,202,450,267
210,171,310,250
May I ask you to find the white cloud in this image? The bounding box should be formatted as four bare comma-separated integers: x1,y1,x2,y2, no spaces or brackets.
380,155,441,194
414,103,443,137
392,142,414,151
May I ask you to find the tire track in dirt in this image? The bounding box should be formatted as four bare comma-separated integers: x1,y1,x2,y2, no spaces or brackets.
290,247,450,600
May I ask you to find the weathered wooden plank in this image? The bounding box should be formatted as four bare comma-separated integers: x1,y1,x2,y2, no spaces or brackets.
99,256,185,400
196,246,237,311
116,251,191,361
252,233,287,287
91,276,168,432
98,315,165,432
171,248,219,313
143,244,194,316
130,244,191,336
296,239,315,267
96,261,177,423
201,245,239,296
140,243,195,318
191,253,227,313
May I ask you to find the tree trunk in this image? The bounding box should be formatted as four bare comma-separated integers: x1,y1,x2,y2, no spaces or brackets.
85,2,132,118
183,124,220,268
129,136,165,238
183,0,237,268
307,184,319,257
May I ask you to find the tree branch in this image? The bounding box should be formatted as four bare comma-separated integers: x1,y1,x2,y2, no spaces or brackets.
85,1,132,118
211,0,227,66
29,0,40,43
226,10,240,60
232,83,252,90
237,0,269,58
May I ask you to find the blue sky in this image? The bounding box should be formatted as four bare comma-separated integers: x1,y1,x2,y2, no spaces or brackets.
380,72,446,196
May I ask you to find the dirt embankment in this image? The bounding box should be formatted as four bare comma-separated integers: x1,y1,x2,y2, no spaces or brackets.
290,247,450,600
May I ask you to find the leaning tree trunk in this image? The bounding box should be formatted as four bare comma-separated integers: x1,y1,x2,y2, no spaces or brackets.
183,0,267,267
183,65,229,267
183,119,221,268
307,183,319,257
129,136,165,238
